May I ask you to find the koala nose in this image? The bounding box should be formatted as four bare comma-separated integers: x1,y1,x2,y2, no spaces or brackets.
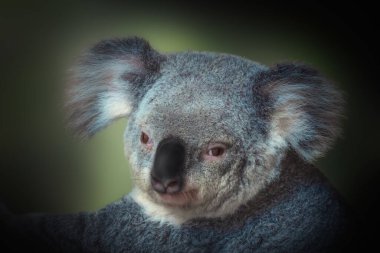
151,137,185,194
151,176,181,194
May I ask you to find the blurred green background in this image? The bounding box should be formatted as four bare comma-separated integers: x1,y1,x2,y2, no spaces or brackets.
0,0,379,219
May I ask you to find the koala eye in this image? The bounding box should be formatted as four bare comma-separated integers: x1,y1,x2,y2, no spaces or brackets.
208,147,224,156
203,144,227,161
140,132,152,148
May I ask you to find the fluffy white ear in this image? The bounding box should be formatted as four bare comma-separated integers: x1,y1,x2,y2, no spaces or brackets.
253,63,345,162
66,37,165,138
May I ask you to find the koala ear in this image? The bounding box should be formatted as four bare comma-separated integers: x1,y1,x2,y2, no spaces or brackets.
253,63,345,162
66,37,165,138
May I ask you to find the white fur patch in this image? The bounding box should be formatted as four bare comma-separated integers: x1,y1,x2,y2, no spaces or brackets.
131,188,186,226
101,92,132,120
265,121,288,156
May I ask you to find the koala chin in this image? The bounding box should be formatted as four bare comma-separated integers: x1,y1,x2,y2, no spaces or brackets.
1,37,357,252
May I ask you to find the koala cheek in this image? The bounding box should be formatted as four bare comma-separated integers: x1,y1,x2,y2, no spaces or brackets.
127,152,138,169
131,166,151,190
191,170,217,192
124,144,132,161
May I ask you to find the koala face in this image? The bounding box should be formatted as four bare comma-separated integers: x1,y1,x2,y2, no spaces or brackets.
66,37,343,224
123,53,276,222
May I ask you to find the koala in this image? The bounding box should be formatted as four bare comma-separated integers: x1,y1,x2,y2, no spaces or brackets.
0,37,355,253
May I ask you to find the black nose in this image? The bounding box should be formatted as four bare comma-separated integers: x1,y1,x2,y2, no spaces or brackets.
151,137,185,194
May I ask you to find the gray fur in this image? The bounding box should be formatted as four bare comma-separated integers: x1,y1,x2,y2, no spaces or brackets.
66,37,165,138
1,37,352,252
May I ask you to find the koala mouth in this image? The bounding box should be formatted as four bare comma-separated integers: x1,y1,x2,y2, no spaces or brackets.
157,189,198,207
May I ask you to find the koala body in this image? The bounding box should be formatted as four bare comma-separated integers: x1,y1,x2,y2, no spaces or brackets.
1,37,353,252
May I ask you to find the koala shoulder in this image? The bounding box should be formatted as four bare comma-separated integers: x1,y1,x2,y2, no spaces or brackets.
219,154,353,253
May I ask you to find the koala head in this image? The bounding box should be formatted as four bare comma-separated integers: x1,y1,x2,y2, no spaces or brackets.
66,37,344,224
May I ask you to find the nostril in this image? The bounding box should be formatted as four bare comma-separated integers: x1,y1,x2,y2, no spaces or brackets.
166,181,178,188
150,174,182,194
164,179,181,194
151,175,160,183
151,176,166,193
